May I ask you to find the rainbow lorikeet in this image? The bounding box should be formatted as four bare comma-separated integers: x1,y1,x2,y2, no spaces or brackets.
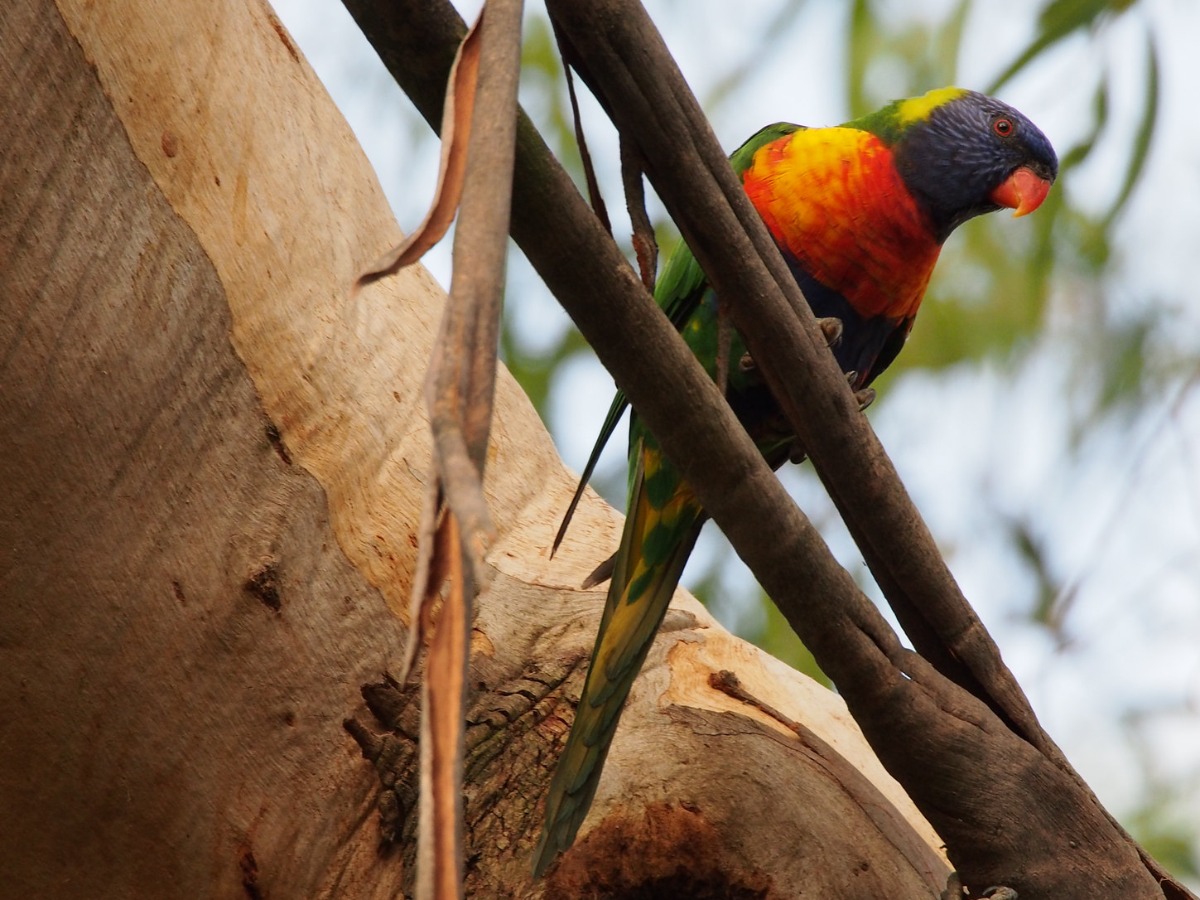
533,87,1057,876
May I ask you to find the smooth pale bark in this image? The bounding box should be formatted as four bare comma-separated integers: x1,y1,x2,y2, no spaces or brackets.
1,0,949,896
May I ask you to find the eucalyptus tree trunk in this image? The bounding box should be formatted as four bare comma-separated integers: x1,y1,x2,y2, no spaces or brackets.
2,0,954,896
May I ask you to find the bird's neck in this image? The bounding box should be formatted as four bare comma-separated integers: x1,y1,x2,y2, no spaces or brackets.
742,127,942,320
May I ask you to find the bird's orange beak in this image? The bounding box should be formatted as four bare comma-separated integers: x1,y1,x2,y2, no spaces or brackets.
990,166,1053,217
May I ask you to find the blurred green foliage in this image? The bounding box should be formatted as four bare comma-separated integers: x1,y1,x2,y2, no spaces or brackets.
512,0,1171,639
501,0,1196,881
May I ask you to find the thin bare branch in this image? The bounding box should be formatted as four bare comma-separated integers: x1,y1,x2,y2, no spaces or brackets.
552,18,611,234
619,135,657,292
398,482,450,684
390,2,524,897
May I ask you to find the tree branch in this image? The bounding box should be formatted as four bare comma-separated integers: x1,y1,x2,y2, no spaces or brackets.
341,0,1182,895
545,0,1036,741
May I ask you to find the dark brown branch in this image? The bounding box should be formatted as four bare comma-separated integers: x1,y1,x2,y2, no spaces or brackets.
619,136,657,292
545,1,1037,744
541,6,1176,895
341,1,1180,896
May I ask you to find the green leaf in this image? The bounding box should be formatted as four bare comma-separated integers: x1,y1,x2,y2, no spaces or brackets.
847,0,874,117
988,0,1131,93
1104,28,1159,226
1057,75,1109,173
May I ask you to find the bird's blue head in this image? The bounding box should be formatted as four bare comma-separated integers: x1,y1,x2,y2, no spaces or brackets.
879,88,1059,242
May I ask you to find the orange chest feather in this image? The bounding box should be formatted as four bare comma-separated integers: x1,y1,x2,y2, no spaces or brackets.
742,128,941,320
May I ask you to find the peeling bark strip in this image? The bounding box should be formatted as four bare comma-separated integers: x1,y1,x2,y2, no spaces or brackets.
356,15,485,286
364,2,527,898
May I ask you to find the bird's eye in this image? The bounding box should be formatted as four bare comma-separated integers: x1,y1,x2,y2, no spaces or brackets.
992,116,1015,137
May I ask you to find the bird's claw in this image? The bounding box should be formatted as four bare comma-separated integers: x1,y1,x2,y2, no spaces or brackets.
739,317,843,378
842,372,876,410
941,872,965,900
817,316,844,347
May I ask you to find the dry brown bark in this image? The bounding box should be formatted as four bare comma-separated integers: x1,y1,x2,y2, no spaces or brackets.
2,1,956,897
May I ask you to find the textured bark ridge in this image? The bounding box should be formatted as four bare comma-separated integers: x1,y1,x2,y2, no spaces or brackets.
348,611,951,898
2,2,409,896
3,0,961,896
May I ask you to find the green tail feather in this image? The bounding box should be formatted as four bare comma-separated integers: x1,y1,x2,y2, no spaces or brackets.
533,447,702,876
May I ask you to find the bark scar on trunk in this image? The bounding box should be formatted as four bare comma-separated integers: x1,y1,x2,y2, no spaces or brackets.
243,562,283,613
344,654,588,886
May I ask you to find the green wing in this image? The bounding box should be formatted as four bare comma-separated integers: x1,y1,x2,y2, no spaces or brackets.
549,245,706,556
551,122,801,556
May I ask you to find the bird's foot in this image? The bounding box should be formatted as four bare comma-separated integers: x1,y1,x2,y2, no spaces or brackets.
817,316,843,347
738,317,844,378
840,370,876,412
941,872,965,900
